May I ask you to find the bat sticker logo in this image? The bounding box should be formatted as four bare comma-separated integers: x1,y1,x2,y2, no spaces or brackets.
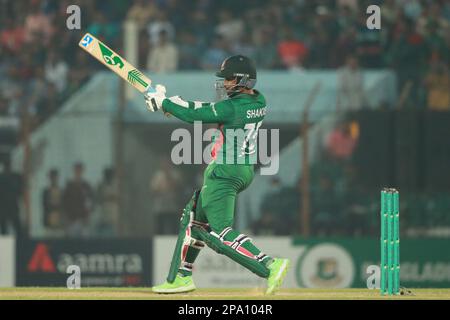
98,42,124,69
80,35,93,48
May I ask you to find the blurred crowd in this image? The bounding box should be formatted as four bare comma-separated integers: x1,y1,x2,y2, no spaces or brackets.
0,162,120,237
0,0,127,153
126,0,450,72
1,0,449,142
41,164,120,237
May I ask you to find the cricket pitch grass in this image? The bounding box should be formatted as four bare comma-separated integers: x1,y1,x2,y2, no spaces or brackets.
1,288,450,300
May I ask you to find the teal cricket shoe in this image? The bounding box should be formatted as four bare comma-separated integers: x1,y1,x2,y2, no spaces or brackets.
266,258,290,295
152,274,196,294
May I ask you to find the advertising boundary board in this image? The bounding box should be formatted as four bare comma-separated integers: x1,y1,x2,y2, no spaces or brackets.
16,238,152,287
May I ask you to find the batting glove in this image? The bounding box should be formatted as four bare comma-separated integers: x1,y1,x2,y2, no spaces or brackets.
145,84,167,112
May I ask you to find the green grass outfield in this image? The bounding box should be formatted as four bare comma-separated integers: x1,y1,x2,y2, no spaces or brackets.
1,288,450,300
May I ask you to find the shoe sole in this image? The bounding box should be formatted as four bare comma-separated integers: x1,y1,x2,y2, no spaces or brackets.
152,283,196,294
266,259,290,295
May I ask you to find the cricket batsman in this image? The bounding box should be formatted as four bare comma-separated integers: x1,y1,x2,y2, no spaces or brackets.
144,55,290,295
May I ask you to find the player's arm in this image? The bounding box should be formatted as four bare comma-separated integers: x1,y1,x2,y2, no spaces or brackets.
161,96,233,124
144,84,233,123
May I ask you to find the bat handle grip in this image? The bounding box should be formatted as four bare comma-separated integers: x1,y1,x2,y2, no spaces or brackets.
144,86,155,95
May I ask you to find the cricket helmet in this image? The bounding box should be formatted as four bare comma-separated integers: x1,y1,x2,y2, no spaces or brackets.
216,55,257,89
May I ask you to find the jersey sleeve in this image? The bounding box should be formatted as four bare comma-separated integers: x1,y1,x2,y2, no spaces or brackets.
162,96,234,124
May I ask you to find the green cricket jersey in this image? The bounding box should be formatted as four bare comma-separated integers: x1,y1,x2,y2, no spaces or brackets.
162,91,266,165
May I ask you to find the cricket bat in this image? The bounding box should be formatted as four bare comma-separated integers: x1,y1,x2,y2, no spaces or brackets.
78,33,152,93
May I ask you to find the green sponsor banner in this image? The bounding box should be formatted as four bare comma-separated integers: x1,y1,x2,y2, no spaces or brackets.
292,238,450,288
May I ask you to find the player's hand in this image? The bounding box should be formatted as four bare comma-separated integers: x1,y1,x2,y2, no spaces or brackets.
145,84,166,112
